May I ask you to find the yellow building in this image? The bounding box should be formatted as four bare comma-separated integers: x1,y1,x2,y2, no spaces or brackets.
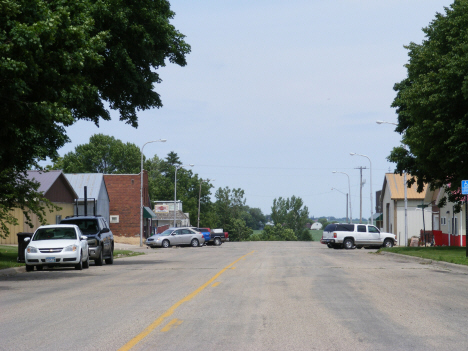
0,170,77,245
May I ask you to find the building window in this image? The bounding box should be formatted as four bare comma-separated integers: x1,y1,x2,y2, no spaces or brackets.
433,214,439,231
441,217,446,225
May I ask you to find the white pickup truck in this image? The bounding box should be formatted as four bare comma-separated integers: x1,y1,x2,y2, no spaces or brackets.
321,223,396,249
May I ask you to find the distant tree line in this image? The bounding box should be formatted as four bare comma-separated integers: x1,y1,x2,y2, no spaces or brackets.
49,134,275,241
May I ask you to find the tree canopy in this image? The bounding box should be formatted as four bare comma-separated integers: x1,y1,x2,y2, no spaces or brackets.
0,0,190,236
147,152,214,227
271,196,310,240
52,134,141,173
213,187,253,241
389,0,468,209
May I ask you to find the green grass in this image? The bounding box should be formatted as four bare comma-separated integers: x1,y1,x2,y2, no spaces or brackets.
0,245,145,270
113,250,144,258
309,229,323,242
380,246,468,266
0,246,23,270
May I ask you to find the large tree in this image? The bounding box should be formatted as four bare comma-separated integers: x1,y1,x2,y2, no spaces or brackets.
243,207,266,230
0,0,190,236
271,196,310,240
51,134,141,173
214,187,252,241
147,152,215,227
389,0,468,210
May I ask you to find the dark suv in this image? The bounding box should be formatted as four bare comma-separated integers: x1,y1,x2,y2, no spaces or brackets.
60,216,114,265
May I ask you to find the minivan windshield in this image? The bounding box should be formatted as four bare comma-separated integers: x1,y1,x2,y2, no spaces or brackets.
61,219,99,234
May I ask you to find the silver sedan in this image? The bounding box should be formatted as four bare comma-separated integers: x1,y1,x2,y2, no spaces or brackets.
146,227,205,248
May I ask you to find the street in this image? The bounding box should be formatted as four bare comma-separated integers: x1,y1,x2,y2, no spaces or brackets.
1,242,468,351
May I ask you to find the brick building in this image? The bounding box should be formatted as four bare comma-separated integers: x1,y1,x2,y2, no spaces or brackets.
103,172,156,238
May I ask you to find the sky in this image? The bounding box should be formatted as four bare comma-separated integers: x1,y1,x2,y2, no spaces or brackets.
59,0,452,219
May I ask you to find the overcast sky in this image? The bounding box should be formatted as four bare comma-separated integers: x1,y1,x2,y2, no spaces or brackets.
61,0,451,219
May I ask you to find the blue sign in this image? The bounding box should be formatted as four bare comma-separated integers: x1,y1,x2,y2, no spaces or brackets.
462,180,468,195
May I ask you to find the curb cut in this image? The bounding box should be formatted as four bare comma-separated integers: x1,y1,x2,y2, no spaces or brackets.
0,266,25,277
380,251,468,272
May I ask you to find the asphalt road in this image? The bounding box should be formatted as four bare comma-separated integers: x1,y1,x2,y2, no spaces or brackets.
1,242,468,351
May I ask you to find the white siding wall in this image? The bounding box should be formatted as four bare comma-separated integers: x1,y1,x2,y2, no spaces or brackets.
383,190,432,246
394,200,431,246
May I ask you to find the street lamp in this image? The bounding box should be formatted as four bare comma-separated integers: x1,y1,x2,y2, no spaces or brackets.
174,164,194,227
333,171,352,223
331,187,349,223
377,120,408,246
350,153,373,225
140,139,167,247
198,178,215,227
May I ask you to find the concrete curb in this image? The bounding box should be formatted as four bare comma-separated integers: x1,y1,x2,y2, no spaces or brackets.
380,251,468,272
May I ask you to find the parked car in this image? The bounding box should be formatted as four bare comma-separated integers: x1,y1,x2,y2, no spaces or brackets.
206,228,229,246
60,216,114,265
321,223,396,249
24,224,90,271
146,227,205,248
190,227,211,246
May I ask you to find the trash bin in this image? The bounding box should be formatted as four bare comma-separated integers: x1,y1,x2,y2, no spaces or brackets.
17,232,33,263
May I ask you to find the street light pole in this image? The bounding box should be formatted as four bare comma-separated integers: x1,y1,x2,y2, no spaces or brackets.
198,178,214,228
333,171,352,223
173,164,194,227
377,120,408,246
350,153,373,225
331,187,349,223
140,139,166,247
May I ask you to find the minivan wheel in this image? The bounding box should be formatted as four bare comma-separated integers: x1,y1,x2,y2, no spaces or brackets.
343,238,354,250
26,265,34,272
327,243,333,248
95,248,103,266
105,247,114,264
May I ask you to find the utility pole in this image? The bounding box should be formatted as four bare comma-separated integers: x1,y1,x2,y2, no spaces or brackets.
355,166,367,224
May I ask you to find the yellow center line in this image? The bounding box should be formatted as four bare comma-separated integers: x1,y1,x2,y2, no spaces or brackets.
118,250,255,351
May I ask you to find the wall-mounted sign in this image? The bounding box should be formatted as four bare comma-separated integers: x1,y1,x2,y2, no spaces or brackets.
154,205,169,213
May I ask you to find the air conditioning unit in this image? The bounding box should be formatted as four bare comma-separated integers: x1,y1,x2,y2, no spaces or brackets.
110,215,119,223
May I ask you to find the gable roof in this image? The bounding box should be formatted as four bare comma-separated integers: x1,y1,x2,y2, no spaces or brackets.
65,173,108,199
26,170,77,200
382,173,427,200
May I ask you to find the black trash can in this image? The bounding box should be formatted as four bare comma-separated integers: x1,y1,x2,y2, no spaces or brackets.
17,232,33,263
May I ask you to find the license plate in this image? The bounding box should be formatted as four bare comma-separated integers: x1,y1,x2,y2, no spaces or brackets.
45,257,55,263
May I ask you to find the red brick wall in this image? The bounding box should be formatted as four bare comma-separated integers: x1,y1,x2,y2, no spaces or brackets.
104,172,148,237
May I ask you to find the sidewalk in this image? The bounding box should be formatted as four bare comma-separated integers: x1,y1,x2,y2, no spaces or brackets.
114,242,151,252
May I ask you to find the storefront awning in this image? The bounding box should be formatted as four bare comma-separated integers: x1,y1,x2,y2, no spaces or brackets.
143,206,157,220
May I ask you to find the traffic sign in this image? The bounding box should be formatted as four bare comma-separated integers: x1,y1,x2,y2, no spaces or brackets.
462,180,468,195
